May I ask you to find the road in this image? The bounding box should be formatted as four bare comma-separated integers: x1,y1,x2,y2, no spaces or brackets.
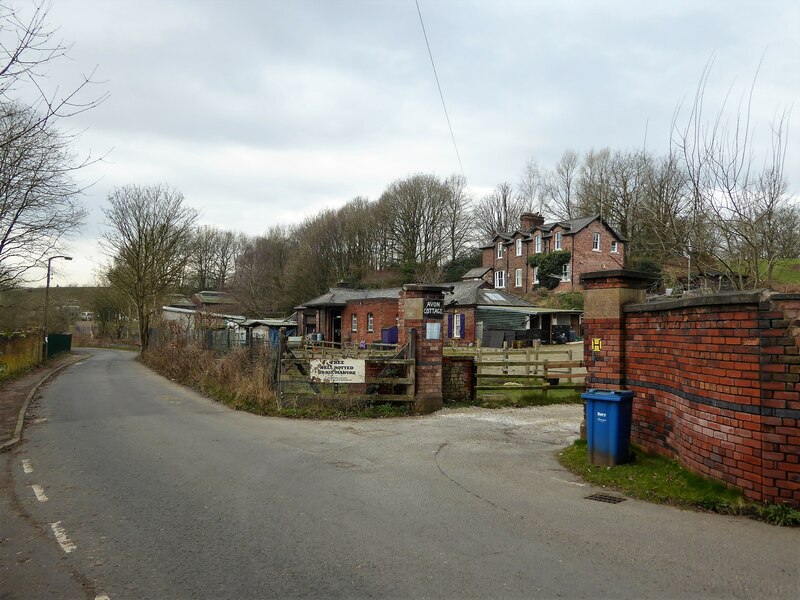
1,349,798,599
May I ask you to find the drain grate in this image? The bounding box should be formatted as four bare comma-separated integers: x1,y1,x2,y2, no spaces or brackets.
585,493,626,504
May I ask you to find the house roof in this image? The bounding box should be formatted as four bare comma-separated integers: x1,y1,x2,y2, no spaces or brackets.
481,214,628,246
166,294,194,308
193,290,236,305
296,280,534,311
239,318,297,328
297,287,402,309
461,266,492,280
446,280,534,308
162,306,246,322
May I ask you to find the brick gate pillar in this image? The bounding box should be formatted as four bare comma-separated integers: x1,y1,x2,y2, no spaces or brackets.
398,284,453,414
580,270,654,389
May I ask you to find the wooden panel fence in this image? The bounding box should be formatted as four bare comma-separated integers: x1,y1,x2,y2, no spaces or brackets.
472,345,586,397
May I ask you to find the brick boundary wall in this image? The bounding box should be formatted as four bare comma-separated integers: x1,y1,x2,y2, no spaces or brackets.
442,357,474,403
582,270,800,506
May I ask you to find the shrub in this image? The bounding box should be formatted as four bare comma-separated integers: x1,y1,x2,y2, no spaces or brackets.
529,251,571,290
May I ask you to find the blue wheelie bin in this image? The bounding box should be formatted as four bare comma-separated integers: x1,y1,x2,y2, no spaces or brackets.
581,389,634,466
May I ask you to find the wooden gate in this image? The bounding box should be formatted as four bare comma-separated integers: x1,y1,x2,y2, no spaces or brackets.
275,331,416,407
474,345,586,398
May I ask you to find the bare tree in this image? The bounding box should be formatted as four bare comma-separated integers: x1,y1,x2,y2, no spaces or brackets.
0,104,86,290
441,174,473,263
636,152,693,263
0,2,105,292
233,226,296,316
543,150,579,220
472,182,531,242
379,173,450,267
212,229,244,289
672,58,796,289
102,184,197,351
186,225,222,290
0,2,106,152
518,158,549,216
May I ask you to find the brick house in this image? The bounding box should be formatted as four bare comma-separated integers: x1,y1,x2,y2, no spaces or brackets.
296,280,579,347
481,213,626,295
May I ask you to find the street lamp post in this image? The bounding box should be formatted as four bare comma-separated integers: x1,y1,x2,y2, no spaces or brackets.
43,255,72,363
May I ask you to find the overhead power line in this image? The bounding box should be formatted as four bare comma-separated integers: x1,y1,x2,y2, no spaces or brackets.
415,0,465,179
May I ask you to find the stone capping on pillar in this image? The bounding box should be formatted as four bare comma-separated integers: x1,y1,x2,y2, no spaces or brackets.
580,269,656,289
623,289,767,313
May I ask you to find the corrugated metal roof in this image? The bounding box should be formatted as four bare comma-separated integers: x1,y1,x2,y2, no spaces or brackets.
240,318,296,328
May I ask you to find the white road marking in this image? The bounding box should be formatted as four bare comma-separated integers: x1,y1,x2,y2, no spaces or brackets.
95,595,110,600
31,484,48,502
50,521,76,553
21,459,33,473
551,477,587,487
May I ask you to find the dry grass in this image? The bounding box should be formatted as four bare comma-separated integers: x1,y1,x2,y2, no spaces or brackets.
143,339,277,414
143,338,416,419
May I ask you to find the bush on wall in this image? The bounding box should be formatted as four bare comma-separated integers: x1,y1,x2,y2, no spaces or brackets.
529,251,571,290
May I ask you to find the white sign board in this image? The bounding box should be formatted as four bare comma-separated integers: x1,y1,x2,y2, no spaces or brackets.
309,359,366,383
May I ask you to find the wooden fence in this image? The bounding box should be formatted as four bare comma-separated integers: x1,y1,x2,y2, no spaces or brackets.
470,345,586,397
275,331,416,407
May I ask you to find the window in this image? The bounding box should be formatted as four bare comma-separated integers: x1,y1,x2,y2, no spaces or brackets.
592,232,600,251
453,313,462,338
494,270,506,288
515,268,523,287
561,263,571,282
534,235,542,253
533,267,539,284
367,313,374,332
515,238,522,256
351,314,357,332
497,242,503,259
611,241,619,253
555,232,562,250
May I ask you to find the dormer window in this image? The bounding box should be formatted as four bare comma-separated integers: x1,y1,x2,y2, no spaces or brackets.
534,235,542,253
555,232,562,250
497,242,503,259
515,238,522,256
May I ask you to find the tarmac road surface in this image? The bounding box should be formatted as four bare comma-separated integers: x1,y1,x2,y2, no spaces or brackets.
1,349,798,599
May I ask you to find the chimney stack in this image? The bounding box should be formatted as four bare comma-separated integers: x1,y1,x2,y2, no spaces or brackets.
520,212,545,231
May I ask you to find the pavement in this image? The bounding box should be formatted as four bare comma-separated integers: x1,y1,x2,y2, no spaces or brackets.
0,351,91,451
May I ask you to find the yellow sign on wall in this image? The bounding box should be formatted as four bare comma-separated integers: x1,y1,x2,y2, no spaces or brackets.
591,338,602,352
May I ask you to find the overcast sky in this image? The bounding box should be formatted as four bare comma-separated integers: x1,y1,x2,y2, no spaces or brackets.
34,0,800,286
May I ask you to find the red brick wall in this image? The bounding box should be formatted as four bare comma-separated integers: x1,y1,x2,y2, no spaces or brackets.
583,275,800,505
553,224,625,293
343,299,398,345
443,308,477,346
443,356,474,402
398,286,446,413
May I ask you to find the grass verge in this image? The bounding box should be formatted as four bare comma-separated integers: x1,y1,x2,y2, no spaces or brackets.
559,440,800,527
477,387,582,408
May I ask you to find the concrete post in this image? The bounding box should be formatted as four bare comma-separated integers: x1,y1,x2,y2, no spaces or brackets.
398,283,453,413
